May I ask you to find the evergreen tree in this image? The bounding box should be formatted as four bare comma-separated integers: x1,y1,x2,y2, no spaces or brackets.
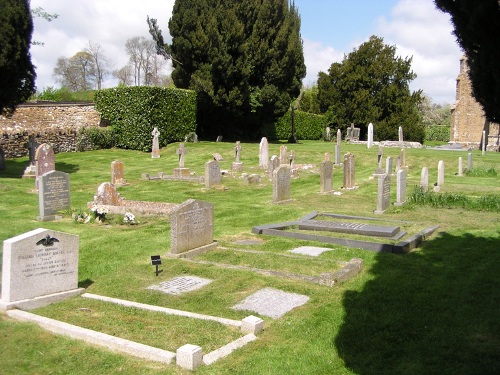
317,36,423,142
166,0,305,139
0,0,36,114
434,0,500,123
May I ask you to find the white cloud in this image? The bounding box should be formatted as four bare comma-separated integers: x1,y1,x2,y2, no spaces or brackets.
302,38,343,87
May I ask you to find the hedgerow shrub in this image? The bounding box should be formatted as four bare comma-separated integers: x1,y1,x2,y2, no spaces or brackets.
94,87,196,151
263,110,328,140
425,125,450,142
76,126,115,151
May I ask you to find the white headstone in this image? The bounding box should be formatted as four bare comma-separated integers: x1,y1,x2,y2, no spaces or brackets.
458,157,463,177
259,137,269,169
420,167,429,192
337,129,342,145
437,160,445,186
482,130,486,155
367,123,374,148
151,127,160,158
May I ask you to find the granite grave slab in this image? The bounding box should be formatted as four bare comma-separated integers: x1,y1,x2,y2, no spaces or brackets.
147,276,212,295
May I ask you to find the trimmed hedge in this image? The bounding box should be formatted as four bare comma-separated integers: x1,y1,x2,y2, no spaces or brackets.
425,125,450,142
263,110,328,140
94,86,196,151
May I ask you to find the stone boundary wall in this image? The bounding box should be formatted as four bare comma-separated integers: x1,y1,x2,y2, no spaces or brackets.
0,102,102,158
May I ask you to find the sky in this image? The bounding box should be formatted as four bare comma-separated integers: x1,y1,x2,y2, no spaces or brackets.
30,0,463,104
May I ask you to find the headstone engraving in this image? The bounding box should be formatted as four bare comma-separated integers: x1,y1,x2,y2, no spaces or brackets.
420,167,429,192
38,170,70,221
35,143,55,190
272,165,291,203
320,160,333,193
367,122,374,148
1,228,82,310
204,160,221,188
111,160,128,186
395,169,407,206
259,137,269,169
169,199,215,255
343,153,355,189
151,127,160,158
437,160,445,187
374,174,391,214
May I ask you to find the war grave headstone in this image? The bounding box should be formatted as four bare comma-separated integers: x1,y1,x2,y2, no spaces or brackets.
342,152,356,189
437,160,445,187
0,146,5,170
367,122,374,148
232,141,243,172
467,152,472,170
22,135,39,178
458,157,463,176
147,276,213,295
374,174,391,214
37,170,70,221
111,160,128,186
88,182,179,216
272,165,291,204
259,137,269,169
151,127,160,158
35,143,55,190
268,155,279,178
385,156,393,175
394,169,407,206
232,287,309,319
279,145,288,165
420,167,429,192
319,159,333,194
205,160,222,188
398,126,404,142
1,228,83,311
168,199,216,258
174,143,190,177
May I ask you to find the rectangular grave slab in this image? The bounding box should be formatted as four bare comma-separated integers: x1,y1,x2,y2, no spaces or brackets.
289,246,333,257
147,276,212,295
298,220,400,238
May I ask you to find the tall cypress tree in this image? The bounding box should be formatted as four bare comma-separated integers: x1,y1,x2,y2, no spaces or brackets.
0,0,36,115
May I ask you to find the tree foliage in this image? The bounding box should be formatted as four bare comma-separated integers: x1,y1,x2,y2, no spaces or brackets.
164,0,306,139
317,36,424,142
434,0,500,123
0,0,36,114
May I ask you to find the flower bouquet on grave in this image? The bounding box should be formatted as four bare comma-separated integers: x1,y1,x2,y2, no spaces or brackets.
72,209,91,224
123,212,137,225
91,204,109,222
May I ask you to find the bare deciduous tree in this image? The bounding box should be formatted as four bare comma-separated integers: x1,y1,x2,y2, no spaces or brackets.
84,41,110,90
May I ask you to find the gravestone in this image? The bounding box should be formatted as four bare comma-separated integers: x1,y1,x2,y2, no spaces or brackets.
37,170,70,221
93,182,123,206
289,150,295,169
350,128,360,141
458,157,463,176
334,144,341,165
343,152,355,189
400,148,406,169
395,156,401,172
337,128,342,144
385,156,393,175
243,174,261,185
35,143,55,190
367,122,374,148
1,228,82,311
151,127,160,158
398,126,404,142
325,127,331,141
437,160,444,186
272,165,291,203
232,141,243,171
467,152,472,170
482,130,486,155
320,160,333,193
174,143,190,177
324,152,330,161
216,135,223,142
212,153,223,162
279,145,288,164
111,160,128,186
394,169,407,206
374,174,391,214
147,276,212,295
0,146,5,170
169,199,216,256
205,160,221,188
259,137,269,169
373,145,385,175
268,155,279,178
22,135,39,178
420,167,429,192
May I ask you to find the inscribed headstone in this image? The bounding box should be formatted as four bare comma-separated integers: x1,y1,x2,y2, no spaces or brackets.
111,160,127,186
170,199,214,254
259,137,269,169
1,228,80,306
204,160,221,188
343,152,355,189
395,169,407,206
38,170,70,221
151,127,160,158
374,174,390,214
367,123,374,148
35,143,55,190
420,167,429,192
320,160,333,193
437,160,444,186
272,165,291,203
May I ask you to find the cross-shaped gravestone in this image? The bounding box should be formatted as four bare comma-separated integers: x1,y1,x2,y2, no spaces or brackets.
176,143,188,168
235,141,242,162
151,127,160,158
27,135,39,165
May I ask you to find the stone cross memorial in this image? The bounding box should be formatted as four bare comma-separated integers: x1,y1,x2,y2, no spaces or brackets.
37,170,70,221
259,137,269,169
1,228,82,311
151,127,160,158
272,165,291,203
35,143,55,190
22,135,39,178
174,143,190,177
374,174,391,214
232,141,243,171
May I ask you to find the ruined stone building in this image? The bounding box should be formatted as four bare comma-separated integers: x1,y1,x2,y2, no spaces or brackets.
450,57,499,151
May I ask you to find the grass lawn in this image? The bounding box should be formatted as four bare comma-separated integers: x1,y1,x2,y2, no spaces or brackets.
1,140,499,374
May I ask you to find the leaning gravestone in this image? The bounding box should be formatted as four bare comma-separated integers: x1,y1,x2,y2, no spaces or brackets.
37,170,70,221
320,160,333,193
204,160,221,188
394,169,407,206
1,228,82,311
374,174,391,214
35,143,55,190
272,165,291,203
169,199,216,257
0,146,5,170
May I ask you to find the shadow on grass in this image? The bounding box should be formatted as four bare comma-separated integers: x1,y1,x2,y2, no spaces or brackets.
0,160,79,178
78,278,94,289
335,231,500,374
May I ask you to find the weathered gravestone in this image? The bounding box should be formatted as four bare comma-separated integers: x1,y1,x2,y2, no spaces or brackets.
343,152,355,189
325,126,331,141
259,137,269,169
22,135,39,178
320,160,333,194
216,135,223,142
279,145,288,165
367,122,374,148
111,160,128,186
151,127,160,158
174,143,190,177
268,155,279,178
0,228,83,311
373,145,385,175
420,167,429,192
458,157,463,177
37,170,70,221
168,199,216,257
35,143,55,190
437,160,445,187
394,169,407,206
0,146,5,170
272,165,291,203
467,152,472,171
400,148,406,169
395,156,401,172
205,160,221,188
232,141,243,171
374,174,391,214
398,126,404,142
386,156,393,175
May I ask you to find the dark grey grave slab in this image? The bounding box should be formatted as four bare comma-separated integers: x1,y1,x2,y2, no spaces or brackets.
298,219,400,238
232,287,309,319
147,276,212,295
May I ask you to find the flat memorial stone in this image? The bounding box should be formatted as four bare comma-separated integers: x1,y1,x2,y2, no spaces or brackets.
289,246,333,257
232,287,309,319
298,220,400,238
147,276,212,295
